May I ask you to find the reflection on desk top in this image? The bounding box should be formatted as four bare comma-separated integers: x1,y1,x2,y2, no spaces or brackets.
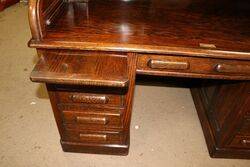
30,0,250,59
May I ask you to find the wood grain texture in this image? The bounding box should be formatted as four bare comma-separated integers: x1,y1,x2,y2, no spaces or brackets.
122,53,137,146
61,140,129,155
28,0,64,40
46,83,129,155
30,50,129,87
191,81,250,159
28,0,250,158
29,0,250,59
39,52,135,155
57,92,124,108
62,110,122,128
137,54,250,80
148,59,189,70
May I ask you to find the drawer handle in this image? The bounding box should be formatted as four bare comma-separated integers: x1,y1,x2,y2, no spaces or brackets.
148,59,189,70
241,139,250,145
215,64,250,74
70,94,108,104
79,133,107,141
76,116,109,125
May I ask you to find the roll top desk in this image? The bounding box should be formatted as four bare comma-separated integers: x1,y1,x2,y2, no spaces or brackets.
28,0,250,159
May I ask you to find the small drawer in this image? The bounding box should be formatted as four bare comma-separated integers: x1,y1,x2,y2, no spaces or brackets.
57,103,123,115
228,135,250,149
62,110,122,128
137,54,250,80
63,129,124,144
56,91,124,108
30,51,129,87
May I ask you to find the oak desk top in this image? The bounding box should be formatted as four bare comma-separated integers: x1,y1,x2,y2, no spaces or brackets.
29,0,250,60
28,0,250,159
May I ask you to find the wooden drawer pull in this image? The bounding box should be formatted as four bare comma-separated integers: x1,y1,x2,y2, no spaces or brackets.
242,139,250,145
70,94,108,104
148,59,189,70
79,133,107,141
215,64,250,74
76,116,109,125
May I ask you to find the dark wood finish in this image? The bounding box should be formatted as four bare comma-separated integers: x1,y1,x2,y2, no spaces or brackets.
62,110,122,128
40,51,136,155
28,0,250,158
28,0,250,60
28,0,64,40
191,81,250,159
137,54,250,80
30,50,129,87
63,129,124,144
148,59,189,70
0,0,19,11
56,90,124,108
215,64,250,74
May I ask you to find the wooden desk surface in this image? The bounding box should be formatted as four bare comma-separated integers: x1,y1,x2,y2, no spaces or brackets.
28,0,250,159
30,0,250,59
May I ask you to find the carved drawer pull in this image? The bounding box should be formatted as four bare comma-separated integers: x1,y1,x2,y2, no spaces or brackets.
241,139,250,145
215,64,250,74
79,133,107,141
70,94,108,104
148,59,189,70
76,116,109,125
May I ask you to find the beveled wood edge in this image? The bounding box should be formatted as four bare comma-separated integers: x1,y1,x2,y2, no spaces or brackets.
28,0,42,40
123,53,137,142
136,69,250,81
28,0,65,40
61,140,129,155
28,39,250,60
30,71,129,88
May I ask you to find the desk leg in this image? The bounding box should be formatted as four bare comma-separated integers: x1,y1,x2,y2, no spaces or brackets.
191,81,250,159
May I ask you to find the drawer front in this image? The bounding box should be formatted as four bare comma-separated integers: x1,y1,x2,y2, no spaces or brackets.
137,54,250,80
62,110,122,128
56,91,124,108
63,129,124,144
228,135,250,149
57,103,123,115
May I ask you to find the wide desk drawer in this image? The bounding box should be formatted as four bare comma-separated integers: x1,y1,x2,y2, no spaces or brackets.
137,54,250,80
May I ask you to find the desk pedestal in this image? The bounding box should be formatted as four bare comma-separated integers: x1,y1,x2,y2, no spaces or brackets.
191,81,250,159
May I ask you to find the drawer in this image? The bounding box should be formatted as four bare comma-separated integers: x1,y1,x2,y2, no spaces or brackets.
57,103,123,115
62,110,122,128
137,54,250,80
56,90,124,108
228,135,250,149
30,51,129,87
63,129,124,144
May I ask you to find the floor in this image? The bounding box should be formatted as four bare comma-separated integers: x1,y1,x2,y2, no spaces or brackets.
0,3,249,167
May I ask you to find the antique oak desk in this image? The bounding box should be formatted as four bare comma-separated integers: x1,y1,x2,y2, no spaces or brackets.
28,0,250,159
